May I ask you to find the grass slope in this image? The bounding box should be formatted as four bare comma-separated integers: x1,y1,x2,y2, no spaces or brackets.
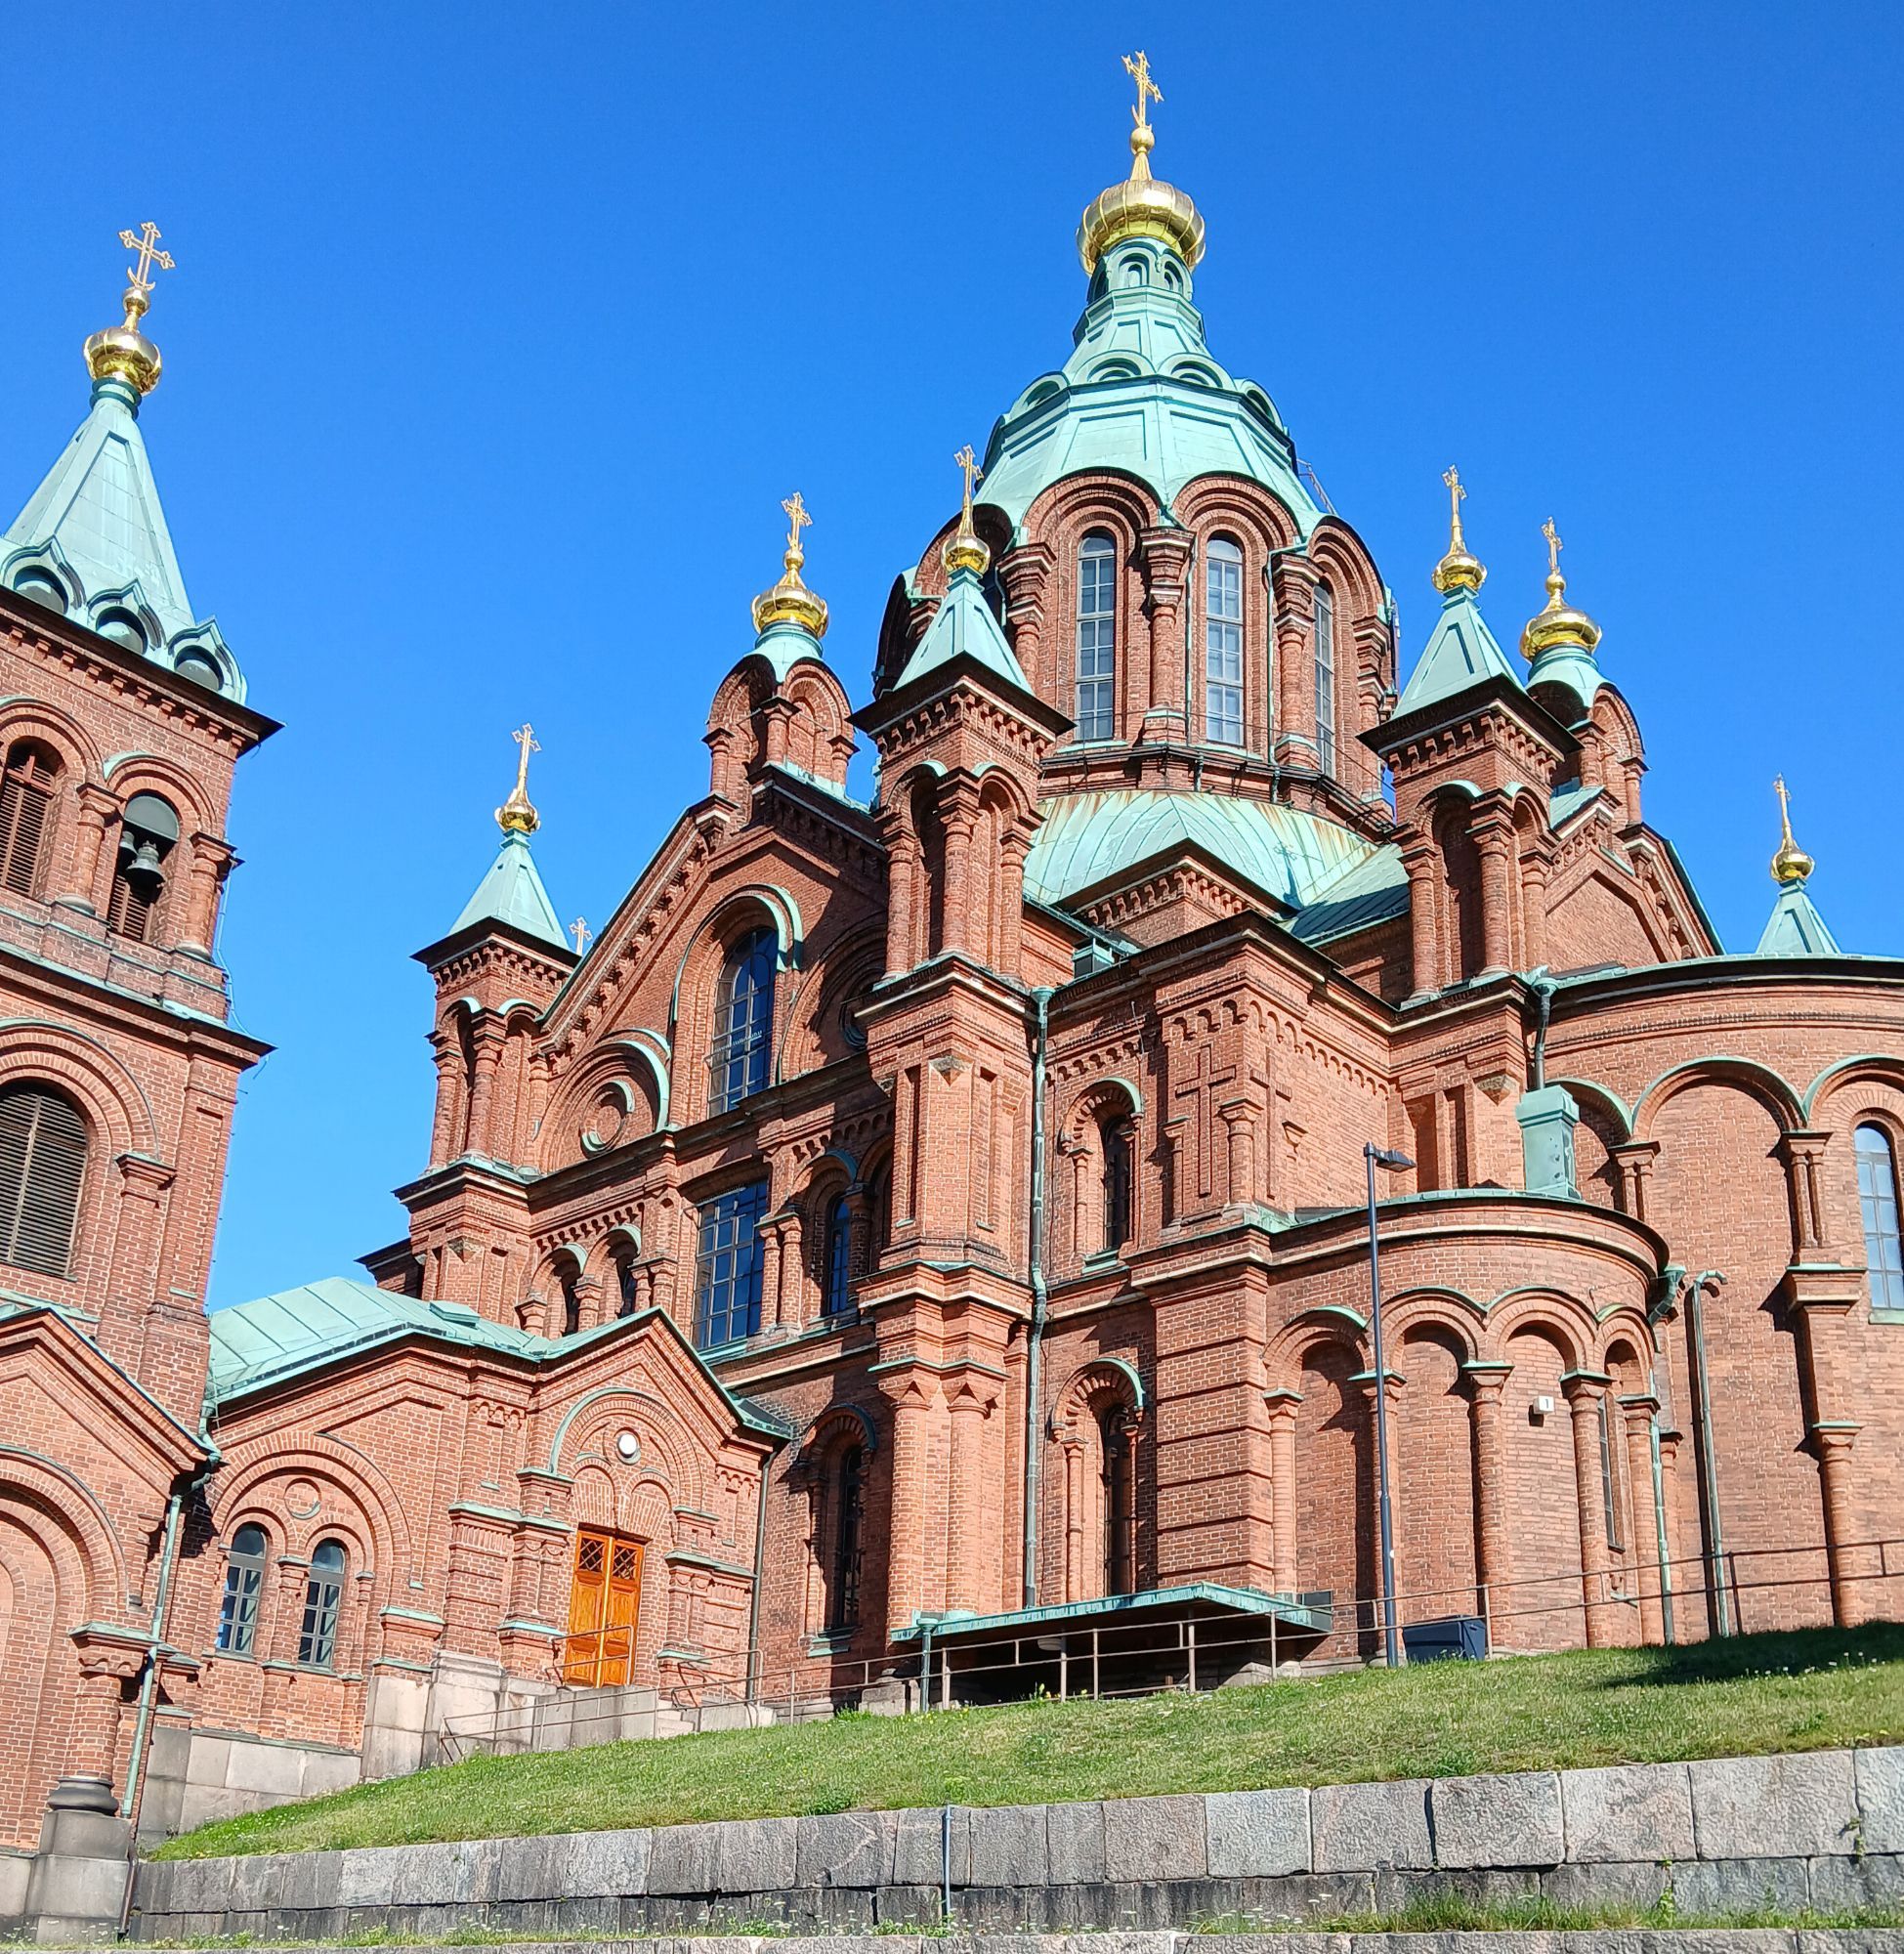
158,1624,1904,1860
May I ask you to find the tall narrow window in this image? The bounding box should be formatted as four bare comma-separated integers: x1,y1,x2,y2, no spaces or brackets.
1100,1405,1133,1595
709,927,776,1114
217,1524,268,1656
1204,538,1244,745
822,1193,854,1318
828,1443,865,1631
694,1179,768,1347
298,1538,347,1668
1075,532,1117,742
0,1083,87,1278
1597,1396,1625,1552
1313,580,1336,774
106,792,179,944
1101,1116,1132,1254
1857,1125,1904,1312
0,743,59,899
614,1245,639,1317
558,1262,582,1338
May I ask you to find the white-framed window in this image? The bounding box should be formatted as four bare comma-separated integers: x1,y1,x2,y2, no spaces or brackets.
1076,533,1117,742
1314,580,1336,774
1857,1125,1904,1312
1204,538,1244,745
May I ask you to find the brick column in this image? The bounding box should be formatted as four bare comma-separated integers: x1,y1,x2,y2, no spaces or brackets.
1472,803,1517,979
1401,838,1441,1003
176,831,235,958
878,1371,941,1633
1610,1140,1659,1223
938,781,979,958
1061,1438,1086,1602
1812,1423,1871,1627
1137,529,1191,742
1265,1389,1300,1591
1621,1394,1666,1644
53,783,118,913
884,826,921,975
464,1022,505,1159
1360,1369,1405,1628
1565,1375,1615,1646
945,1377,999,1613
571,1273,607,1334
429,1024,466,1165
1272,553,1320,761
997,542,1054,702
1463,1363,1511,1641
1779,1130,1836,1261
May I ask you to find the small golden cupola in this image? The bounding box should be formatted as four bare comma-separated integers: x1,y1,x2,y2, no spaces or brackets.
1431,465,1486,594
84,222,174,400
751,491,829,640
1770,773,1816,885
943,445,991,578
496,722,541,835
1520,517,1602,660
1077,51,1206,275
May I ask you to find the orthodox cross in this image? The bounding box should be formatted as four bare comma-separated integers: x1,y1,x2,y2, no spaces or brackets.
1171,1042,1238,1203
510,722,539,795
953,444,983,520
1543,517,1563,575
571,916,593,954
1443,465,1466,543
782,490,811,556
1774,774,1795,841
118,222,175,306
1123,50,1163,129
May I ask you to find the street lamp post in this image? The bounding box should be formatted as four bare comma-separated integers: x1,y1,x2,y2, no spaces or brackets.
1364,1141,1415,1669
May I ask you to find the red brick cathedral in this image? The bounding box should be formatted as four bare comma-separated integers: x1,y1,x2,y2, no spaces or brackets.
4,81,1902,1866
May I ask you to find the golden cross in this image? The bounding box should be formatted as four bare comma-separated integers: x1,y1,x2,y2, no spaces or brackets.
510,722,539,795
1123,50,1163,129
953,444,983,519
782,491,811,556
1774,774,1794,841
571,916,592,954
1443,465,1466,543
117,222,175,309
1542,517,1563,576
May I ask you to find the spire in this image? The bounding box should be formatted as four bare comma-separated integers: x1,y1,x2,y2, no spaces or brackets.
84,222,173,402
943,446,991,577
1077,51,1206,275
1756,777,1839,956
894,449,1031,695
443,728,568,953
750,491,829,643
1770,773,1814,885
1431,466,1486,594
1518,518,1604,717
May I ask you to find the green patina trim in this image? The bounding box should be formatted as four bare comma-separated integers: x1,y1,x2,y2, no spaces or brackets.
498,1619,563,1638
376,1606,444,1625
662,1550,755,1580
442,828,568,953
446,1501,524,1524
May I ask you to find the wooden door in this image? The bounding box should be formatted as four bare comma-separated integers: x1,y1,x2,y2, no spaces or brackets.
563,1528,643,1686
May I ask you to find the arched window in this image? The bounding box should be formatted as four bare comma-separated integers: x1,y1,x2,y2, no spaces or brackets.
613,1243,639,1317
1076,533,1117,743
216,1524,268,1655
0,1083,87,1278
1204,538,1244,745
298,1538,347,1668
1101,1116,1133,1254
0,742,60,899
694,1179,768,1347
558,1260,582,1338
709,926,776,1114
1857,1125,1904,1312
828,1443,865,1632
822,1193,854,1318
1313,580,1336,774
1100,1405,1133,1595
107,791,179,943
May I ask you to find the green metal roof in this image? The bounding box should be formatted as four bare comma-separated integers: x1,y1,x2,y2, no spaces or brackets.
1526,640,1605,723
890,1581,1333,1642
1026,788,1386,913
895,563,1033,693
975,234,1323,542
1288,843,1412,945
1,374,244,701
1395,585,1520,716
1756,880,1841,956
448,829,567,950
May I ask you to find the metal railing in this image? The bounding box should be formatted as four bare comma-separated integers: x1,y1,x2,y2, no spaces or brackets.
436,1532,1903,1759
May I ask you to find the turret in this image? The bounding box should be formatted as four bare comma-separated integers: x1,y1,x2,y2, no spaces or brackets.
1756,775,1841,956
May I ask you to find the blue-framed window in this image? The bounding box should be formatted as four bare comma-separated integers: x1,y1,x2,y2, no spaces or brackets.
709,927,777,1114
1857,1125,1904,1313
1204,537,1244,745
298,1538,347,1668
216,1523,268,1655
694,1180,768,1347
1313,579,1336,774
822,1193,854,1318
1076,533,1117,742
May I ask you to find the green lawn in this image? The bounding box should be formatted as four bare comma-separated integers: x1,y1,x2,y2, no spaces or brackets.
157,1624,1904,1860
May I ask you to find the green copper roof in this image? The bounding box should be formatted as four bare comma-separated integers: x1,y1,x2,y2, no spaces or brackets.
1026,788,1388,913
1396,585,1520,716
1756,879,1841,956
1526,641,1605,723
896,564,1033,693
1,374,244,701
976,234,1323,541
449,828,567,949
749,617,827,683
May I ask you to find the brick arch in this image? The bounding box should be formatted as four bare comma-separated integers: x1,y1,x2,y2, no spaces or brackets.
796,1402,879,1471
1483,1291,1592,1372
1265,1311,1369,1387
543,1039,664,1171
1805,1053,1904,1126
210,1433,412,1578
0,1018,157,1157
668,885,802,1120
782,919,882,1076
547,1385,712,1515
101,750,218,837
1049,1358,1145,1602
1058,1078,1143,1270
0,1490,96,1851
0,1448,126,1619
1392,1321,1478,1621
1631,1057,1802,1142
0,696,103,783
1383,1287,1483,1361
1549,1077,1634,1144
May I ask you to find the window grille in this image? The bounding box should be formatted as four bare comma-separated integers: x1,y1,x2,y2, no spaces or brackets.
1076,534,1117,742
1313,580,1336,774
1205,539,1244,744
216,1524,268,1655
298,1539,347,1668
1858,1126,1904,1312
708,927,776,1113
694,1180,768,1347
822,1194,854,1317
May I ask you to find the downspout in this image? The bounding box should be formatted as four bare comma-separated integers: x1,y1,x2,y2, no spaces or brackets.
121,1474,190,1825
743,1456,771,1706
1528,969,1556,1091
1648,1414,1676,1645
1021,986,1054,1609
1684,1269,1732,1635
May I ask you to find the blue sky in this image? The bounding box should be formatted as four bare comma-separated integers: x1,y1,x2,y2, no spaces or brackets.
1,3,1896,1307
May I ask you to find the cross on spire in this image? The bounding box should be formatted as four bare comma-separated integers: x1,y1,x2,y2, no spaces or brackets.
782,490,811,557
1443,465,1467,546
1123,50,1162,129
571,916,592,954
1543,517,1563,576
116,222,175,323
511,722,539,794
953,445,983,519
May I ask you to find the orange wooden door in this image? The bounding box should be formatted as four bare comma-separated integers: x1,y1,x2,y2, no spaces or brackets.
563,1529,643,1686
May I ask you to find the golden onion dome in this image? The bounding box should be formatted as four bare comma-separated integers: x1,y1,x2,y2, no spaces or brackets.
943,444,992,577
1770,776,1815,885
1430,466,1486,595
1077,52,1206,276
85,223,176,399
1519,519,1602,660
751,491,829,639
496,723,541,835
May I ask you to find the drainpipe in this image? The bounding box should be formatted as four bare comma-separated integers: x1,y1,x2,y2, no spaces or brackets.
743,1458,770,1708
121,1474,191,1826
1648,1414,1676,1645
1684,1269,1731,1635
1527,969,1556,1091
1021,986,1054,1609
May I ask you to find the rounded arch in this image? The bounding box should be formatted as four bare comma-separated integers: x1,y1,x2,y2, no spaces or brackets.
1550,1076,1634,1143
1384,1287,1484,1361
1049,1355,1145,1439
1171,474,1304,555
784,922,882,1074
1805,1053,1904,1125
797,1402,879,1468
1303,514,1387,625
668,884,803,1027
1631,1056,1803,1141
210,1433,413,1576
100,751,217,837
1484,1289,1592,1372
0,1017,156,1156
0,696,103,783
0,1447,128,1616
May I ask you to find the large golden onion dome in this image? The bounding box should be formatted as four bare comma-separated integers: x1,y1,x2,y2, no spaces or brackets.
751,491,829,639
1077,51,1206,275
84,222,174,399
1431,465,1486,595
